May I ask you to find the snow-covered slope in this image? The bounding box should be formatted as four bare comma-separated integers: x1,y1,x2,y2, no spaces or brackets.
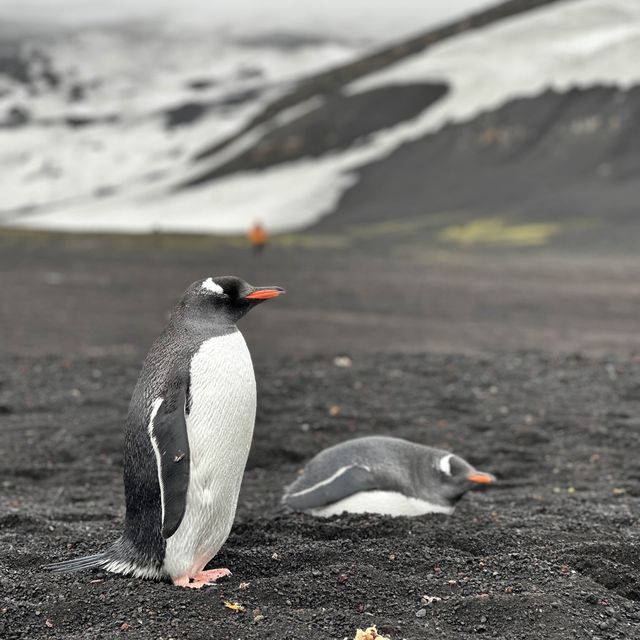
0,22,358,215
5,0,640,234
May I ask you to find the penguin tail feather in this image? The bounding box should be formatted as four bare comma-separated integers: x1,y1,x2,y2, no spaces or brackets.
45,552,108,573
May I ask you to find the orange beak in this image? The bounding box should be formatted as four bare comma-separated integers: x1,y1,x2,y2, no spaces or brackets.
467,472,495,484
244,287,285,300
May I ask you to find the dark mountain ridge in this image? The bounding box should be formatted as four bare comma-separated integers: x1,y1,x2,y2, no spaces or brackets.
189,0,564,165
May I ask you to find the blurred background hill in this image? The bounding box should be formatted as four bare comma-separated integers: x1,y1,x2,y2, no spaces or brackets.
2,0,640,359
0,0,496,229
3,0,639,250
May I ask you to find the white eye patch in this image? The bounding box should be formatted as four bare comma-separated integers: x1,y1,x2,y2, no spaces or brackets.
201,278,224,294
438,454,453,476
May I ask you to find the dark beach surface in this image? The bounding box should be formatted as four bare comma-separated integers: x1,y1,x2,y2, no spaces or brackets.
1,231,640,639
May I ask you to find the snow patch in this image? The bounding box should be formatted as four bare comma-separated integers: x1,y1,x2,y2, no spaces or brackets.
6,0,640,234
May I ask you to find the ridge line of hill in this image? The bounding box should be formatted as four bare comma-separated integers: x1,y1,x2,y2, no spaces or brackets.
190,0,566,165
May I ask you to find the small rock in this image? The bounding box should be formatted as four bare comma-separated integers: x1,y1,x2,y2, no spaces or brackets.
416,609,427,618
253,608,264,624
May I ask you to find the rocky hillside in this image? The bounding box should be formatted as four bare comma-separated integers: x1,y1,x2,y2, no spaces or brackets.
5,0,640,250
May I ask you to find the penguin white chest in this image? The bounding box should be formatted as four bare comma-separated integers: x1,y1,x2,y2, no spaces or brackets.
310,491,455,517
163,331,256,578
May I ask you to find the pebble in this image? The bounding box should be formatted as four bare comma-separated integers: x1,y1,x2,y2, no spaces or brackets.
416,609,427,618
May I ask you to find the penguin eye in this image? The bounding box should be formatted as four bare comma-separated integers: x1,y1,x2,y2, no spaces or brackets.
448,456,470,478
438,454,468,478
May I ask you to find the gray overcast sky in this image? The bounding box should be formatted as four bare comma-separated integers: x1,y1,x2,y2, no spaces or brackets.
1,1,499,41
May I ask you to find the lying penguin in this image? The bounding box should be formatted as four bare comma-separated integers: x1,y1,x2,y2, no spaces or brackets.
282,436,495,517
47,276,284,588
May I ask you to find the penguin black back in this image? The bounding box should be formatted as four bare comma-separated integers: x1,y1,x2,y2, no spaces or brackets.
47,276,284,586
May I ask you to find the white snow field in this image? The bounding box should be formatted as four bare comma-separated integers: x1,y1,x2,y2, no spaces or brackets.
0,25,357,216
4,0,640,234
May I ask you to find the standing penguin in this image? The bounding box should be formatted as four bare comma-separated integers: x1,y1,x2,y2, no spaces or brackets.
282,436,495,517
47,276,284,588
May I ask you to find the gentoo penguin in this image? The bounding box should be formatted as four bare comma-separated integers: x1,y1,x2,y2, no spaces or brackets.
282,436,495,517
47,276,284,588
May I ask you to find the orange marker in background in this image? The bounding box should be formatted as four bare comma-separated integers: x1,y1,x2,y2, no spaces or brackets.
248,221,268,253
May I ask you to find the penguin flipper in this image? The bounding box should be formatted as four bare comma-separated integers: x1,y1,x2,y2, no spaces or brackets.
148,385,191,539
283,464,377,510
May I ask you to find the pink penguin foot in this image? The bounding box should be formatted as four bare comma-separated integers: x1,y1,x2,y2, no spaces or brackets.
194,568,232,583
172,568,231,589
173,576,209,589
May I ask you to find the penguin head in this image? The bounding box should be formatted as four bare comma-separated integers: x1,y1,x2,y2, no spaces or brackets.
179,276,285,324
431,452,496,504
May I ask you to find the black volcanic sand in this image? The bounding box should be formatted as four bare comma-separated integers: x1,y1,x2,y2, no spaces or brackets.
2,349,640,639
4,235,640,360
1,234,640,639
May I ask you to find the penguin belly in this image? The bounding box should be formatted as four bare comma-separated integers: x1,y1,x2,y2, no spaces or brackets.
163,331,256,579
310,490,455,518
